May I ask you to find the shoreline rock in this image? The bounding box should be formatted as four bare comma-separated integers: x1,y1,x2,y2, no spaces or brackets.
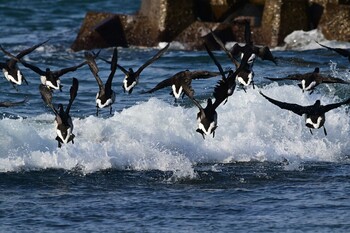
71,0,350,52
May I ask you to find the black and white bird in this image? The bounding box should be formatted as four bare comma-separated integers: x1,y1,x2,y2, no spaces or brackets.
211,21,276,90
259,91,350,135
264,67,350,94
316,41,350,63
183,73,230,139
21,58,86,91
116,43,169,94
0,40,48,89
39,78,79,148
204,43,238,101
143,69,222,102
179,45,233,139
230,20,277,68
210,30,254,91
85,48,118,116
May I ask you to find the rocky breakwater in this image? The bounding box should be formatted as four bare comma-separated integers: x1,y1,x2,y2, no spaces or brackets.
71,0,350,51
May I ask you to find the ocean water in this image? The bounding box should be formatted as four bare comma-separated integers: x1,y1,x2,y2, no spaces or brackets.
1,1,350,232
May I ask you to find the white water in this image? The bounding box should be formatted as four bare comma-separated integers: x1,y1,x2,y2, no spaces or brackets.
1,28,350,176
224,29,350,51
280,29,350,51
1,84,349,175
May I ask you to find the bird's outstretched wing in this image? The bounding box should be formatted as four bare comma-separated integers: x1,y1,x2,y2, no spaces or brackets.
183,86,203,111
316,41,350,58
254,46,277,65
66,78,79,114
84,51,99,74
204,44,226,80
54,61,86,78
259,91,307,116
143,71,184,94
0,45,19,62
98,48,118,72
85,51,104,90
265,67,319,82
181,77,196,99
319,75,350,84
210,31,240,68
212,78,229,109
142,78,174,94
109,48,118,72
0,98,28,107
135,43,170,76
116,64,129,76
190,70,222,80
39,84,57,114
320,97,350,113
1,41,49,70
106,48,118,89
264,74,304,82
16,40,49,59
243,20,252,45
21,61,46,76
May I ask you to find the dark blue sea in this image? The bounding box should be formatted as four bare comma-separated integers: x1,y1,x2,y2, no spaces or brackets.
1,1,350,232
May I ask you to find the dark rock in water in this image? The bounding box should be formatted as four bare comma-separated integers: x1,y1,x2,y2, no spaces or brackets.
174,19,257,50
308,2,324,29
173,21,218,50
94,15,128,48
318,3,350,42
70,0,350,51
71,12,127,51
139,0,197,42
174,21,235,50
71,0,198,51
261,0,309,47
123,15,160,47
195,0,245,22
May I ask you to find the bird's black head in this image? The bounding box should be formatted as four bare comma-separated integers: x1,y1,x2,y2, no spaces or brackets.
314,100,321,106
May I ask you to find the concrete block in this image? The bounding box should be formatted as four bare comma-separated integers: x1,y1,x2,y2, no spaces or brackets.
318,3,350,41
261,0,309,47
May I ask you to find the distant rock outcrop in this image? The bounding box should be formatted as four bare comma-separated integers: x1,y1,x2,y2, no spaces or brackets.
318,3,350,42
71,0,350,51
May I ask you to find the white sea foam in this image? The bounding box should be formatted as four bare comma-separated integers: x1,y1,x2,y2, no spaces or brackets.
224,29,350,51
276,29,350,51
1,84,349,175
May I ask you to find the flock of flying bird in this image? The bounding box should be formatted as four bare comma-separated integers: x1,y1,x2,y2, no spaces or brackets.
1,20,350,147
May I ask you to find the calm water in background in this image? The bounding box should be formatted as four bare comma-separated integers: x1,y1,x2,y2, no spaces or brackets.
1,1,350,232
